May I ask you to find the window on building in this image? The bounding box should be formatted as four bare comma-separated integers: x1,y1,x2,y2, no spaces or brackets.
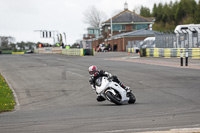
132,24,148,30
132,25,136,30
122,25,126,31
105,26,108,32
94,29,100,37
112,24,122,31
94,29,99,35
88,29,94,34
137,24,148,30
112,24,126,31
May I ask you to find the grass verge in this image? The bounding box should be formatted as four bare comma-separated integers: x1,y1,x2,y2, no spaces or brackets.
0,73,16,113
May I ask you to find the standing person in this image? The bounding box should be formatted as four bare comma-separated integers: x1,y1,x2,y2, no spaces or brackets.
105,43,108,51
101,42,105,52
99,43,102,52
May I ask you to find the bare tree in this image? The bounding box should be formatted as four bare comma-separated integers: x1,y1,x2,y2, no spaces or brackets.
83,6,107,27
133,5,141,14
111,10,123,16
0,36,15,49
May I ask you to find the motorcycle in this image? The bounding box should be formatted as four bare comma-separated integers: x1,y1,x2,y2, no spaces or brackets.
93,76,136,105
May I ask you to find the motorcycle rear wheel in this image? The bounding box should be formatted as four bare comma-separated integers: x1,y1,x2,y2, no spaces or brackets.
106,91,122,105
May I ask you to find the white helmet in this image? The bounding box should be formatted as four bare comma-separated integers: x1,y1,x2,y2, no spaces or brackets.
88,65,98,76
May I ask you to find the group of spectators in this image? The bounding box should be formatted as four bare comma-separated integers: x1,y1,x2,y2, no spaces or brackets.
96,43,111,52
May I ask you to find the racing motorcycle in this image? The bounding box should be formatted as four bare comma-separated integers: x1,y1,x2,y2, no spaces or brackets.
93,76,136,105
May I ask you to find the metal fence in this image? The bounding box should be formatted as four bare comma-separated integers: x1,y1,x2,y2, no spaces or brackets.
155,32,176,48
126,31,200,50
80,40,92,49
126,40,142,52
155,32,200,48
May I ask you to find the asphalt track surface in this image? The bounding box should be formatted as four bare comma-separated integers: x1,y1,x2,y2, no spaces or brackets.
0,52,200,133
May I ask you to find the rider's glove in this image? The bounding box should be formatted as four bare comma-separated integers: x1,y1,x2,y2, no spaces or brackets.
108,73,112,78
105,72,112,78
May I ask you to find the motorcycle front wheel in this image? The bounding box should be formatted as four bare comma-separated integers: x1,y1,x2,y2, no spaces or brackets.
128,92,136,104
106,91,122,105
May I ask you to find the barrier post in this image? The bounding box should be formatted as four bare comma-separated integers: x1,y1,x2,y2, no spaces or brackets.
180,49,183,66
128,48,130,53
185,48,188,66
93,48,95,56
80,49,84,56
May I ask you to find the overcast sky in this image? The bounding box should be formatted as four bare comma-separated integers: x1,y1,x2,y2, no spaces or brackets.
0,0,184,45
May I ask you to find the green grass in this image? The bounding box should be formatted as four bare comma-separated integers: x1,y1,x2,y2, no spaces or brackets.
0,74,16,113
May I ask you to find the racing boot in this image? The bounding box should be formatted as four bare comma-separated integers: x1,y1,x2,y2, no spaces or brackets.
125,86,131,93
119,82,131,93
96,96,106,102
96,94,106,102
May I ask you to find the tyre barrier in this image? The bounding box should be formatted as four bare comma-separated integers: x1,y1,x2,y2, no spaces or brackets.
62,48,94,56
35,48,95,56
127,48,200,59
0,51,25,54
62,49,83,56
127,48,140,53
38,47,62,54
12,52,25,54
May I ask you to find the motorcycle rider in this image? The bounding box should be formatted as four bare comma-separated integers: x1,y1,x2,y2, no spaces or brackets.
88,65,131,102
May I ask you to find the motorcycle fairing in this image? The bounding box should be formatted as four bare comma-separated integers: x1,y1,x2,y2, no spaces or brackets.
96,77,129,104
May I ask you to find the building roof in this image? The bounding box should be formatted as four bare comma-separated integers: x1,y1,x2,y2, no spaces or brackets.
104,10,153,24
110,29,160,39
87,27,100,30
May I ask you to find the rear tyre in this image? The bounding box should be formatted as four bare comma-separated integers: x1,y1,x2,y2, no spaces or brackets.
106,91,122,105
128,92,136,104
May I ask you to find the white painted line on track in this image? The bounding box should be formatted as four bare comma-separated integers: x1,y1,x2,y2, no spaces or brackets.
66,70,84,77
94,124,200,133
171,127,200,131
57,58,69,61
121,56,140,59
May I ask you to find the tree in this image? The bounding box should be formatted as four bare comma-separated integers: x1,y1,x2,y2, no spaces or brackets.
16,41,26,50
156,3,163,22
175,0,197,24
162,3,169,23
151,0,199,31
83,6,107,27
26,42,36,49
181,0,196,17
140,6,151,17
71,43,80,48
112,10,123,16
133,5,141,14
0,36,15,50
194,0,200,23
10,43,16,50
171,1,179,22
152,4,157,18
15,41,36,50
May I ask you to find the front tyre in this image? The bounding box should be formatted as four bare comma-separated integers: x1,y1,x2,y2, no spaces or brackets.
128,92,136,104
106,91,122,105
